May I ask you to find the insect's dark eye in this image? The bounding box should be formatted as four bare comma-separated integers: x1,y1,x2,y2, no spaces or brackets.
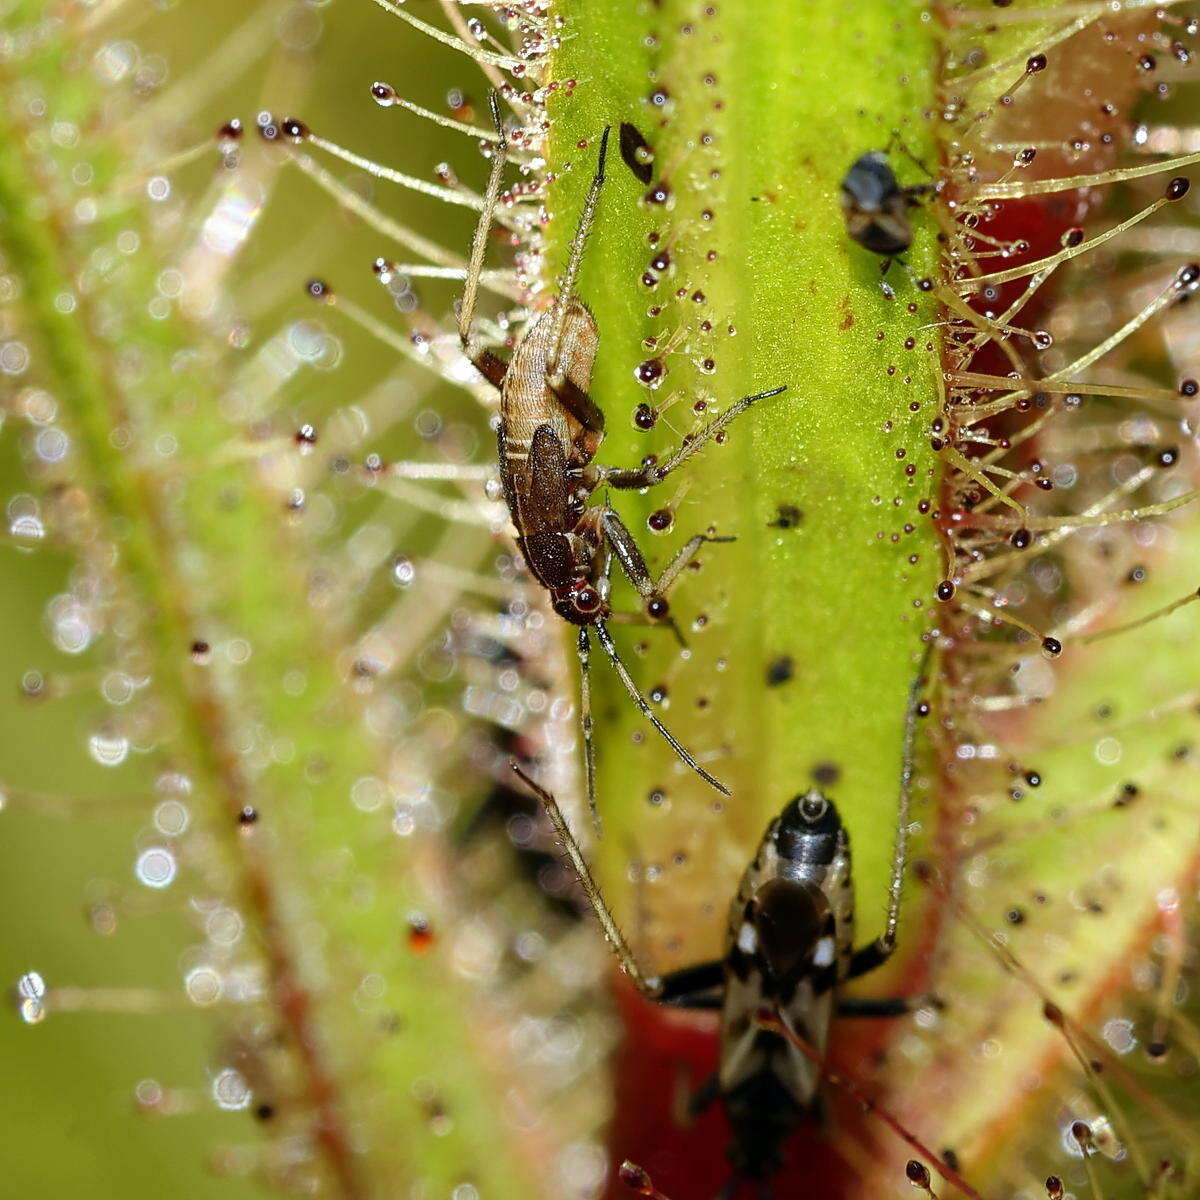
574,585,602,614
646,597,669,620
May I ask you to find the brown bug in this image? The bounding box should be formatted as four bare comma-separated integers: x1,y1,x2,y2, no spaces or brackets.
458,96,785,822
840,147,935,260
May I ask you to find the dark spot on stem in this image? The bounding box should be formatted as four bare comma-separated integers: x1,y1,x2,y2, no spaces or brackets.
812,761,841,786
769,504,803,529
766,656,794,686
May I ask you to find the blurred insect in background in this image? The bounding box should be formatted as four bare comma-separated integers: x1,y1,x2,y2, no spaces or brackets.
841,144,935,296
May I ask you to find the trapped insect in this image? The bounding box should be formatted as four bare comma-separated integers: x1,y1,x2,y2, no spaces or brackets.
460,96,784,824
515,648,935,1198
619,121,655,184
840,147,935,260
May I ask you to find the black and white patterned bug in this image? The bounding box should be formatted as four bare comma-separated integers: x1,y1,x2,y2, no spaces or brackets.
514,649,934,1197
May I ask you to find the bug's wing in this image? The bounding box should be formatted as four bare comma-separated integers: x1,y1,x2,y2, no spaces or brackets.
519,423,571,534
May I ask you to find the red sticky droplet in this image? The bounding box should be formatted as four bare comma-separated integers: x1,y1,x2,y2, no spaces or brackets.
407,916,435,954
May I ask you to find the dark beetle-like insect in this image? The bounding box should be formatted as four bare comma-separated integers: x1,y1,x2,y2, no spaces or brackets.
458,97,784,824
515,648,934,1197
840,149,933,259
619,121,655,184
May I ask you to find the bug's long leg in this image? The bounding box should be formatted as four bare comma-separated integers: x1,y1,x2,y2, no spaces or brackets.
684,1072,721,1121
604,611,676,628
455,92,509,388
597,506,664,610
510,762,664,998
599,385,787,490
654,533,735,598
836,995,922,1017
846,939,893,979
861,641,935,968
604,528,734,648
546,124,611,378
657,958,724,1007
576,627,599,834
593,622,730,796
882,129,937,186
883,641,934,948
600,506,733,626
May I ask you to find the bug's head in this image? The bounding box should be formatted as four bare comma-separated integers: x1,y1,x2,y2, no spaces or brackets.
839,150,900,215
551,580,609,626
773,789,844,867
841,151,913,256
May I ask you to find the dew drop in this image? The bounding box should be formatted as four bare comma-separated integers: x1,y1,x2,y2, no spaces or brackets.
9,513,45,543
408,914,435,954
212,1067,252,1111
185,966,222,1006
906,1160,931,1187
17,993,45,1032
88,730,129,766
392,556,416,587
644,181,671,206
135,846,177,889
634,358,665,388
16,971,45,1001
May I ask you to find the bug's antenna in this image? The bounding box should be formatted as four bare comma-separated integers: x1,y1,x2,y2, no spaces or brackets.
576,627,599,833
511,761,663,997
546,124,610,377
593,622,730,796
886,129,936,183
881,640,935,952
457,91,506,356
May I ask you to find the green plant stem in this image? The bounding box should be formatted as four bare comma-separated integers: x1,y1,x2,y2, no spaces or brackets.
548,0,942,967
